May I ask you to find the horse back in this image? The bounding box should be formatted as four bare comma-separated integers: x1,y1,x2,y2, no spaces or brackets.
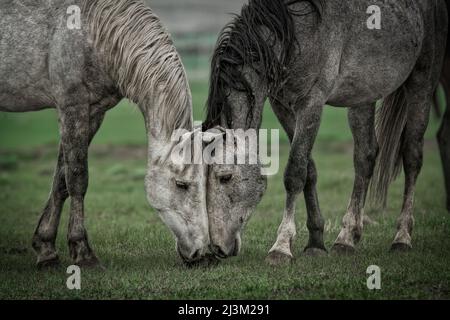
293,0,445,107
0,1,63,111
0,0,101,112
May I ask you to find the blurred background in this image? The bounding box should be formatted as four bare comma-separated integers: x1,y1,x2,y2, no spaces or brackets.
147,0,245,80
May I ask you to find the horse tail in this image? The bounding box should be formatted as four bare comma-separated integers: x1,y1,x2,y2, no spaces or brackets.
370,86,408,208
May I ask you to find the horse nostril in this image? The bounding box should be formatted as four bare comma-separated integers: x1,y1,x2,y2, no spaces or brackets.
210,245,227,258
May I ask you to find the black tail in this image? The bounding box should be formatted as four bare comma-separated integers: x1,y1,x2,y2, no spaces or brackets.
370,87,408,208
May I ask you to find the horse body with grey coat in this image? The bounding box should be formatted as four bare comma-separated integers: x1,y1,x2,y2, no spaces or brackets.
204,0,447,263
0,0,212,267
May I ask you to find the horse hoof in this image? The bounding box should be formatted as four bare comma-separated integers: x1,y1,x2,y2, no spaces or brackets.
390,242,412,252
265,251,293,266
331,243,356,255
36,256,61,270
304,247,327,257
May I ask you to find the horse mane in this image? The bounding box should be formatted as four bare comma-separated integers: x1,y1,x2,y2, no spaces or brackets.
84,0,192,138
204,0,323,129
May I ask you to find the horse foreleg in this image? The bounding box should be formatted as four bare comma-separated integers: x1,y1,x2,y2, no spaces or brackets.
58,102,108,267
269,99,326,256
33,103,108,268
266,97,323,266
333,105,377,254
438,102,450,212
303,158,327,256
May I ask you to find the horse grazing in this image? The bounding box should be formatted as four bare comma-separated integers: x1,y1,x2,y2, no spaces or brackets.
204,0,448,263
0,0,212,268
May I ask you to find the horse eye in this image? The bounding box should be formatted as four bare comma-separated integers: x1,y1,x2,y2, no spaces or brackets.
175,180,189,190
219,174,232,184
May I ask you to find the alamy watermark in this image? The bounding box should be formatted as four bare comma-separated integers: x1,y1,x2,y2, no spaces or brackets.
66,265,81,290
67,5,81,30
367,5,381,30
366,265,381,290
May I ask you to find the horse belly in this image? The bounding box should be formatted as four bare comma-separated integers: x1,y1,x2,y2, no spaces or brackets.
327,0,424,107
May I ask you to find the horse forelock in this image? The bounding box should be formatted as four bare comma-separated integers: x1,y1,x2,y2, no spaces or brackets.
204,0,323,129
84,0,192,138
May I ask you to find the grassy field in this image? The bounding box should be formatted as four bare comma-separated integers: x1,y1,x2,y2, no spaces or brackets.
0,80,449,300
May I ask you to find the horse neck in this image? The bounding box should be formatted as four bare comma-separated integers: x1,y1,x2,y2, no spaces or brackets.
85,0,193,140
141,93,193,169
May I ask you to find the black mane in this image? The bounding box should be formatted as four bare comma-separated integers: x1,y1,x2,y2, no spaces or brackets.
204,0,323,129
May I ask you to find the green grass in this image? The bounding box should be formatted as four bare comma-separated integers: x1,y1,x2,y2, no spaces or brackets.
0,80,449,299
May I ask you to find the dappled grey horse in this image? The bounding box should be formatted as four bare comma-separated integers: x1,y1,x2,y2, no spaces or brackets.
0,0,212,267
204,0,448,263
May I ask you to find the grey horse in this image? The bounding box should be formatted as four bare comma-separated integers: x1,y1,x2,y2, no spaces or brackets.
0,0,213,268
204,0,448,264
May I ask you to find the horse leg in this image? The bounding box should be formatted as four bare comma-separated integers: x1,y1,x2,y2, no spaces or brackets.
32,145,68,268
266,97,323,265
269,100,326,256
437,98,450,212
391,93,431,251
303,158,327,255
57,101,112,266
333,105,377,253
32,104,108,267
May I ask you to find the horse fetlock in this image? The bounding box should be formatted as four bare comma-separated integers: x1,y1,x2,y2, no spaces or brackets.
277,222,296,240
33,239,59,268
340,212,363,243
396,215,414,235
306,229,325,251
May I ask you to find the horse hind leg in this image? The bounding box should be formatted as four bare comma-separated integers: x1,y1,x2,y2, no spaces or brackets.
333,104,378,254
392,2,447,250
391,91,431,251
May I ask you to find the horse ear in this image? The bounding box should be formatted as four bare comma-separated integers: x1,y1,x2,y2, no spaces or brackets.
202,130,225,144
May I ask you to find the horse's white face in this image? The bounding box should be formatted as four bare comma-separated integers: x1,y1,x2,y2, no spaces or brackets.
207,140,267,259
145,133,210,265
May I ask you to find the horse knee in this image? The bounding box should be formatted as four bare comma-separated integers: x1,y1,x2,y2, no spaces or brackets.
284,165,308,195
65,165,88,197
